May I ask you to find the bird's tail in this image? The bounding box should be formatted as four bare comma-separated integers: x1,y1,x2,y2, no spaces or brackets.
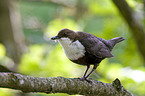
107,37,125,51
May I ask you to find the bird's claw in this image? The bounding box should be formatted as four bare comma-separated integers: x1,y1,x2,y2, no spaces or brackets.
80,77,86,80
79,77,92,83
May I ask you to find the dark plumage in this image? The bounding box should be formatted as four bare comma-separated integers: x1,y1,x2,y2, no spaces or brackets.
51,28,125,80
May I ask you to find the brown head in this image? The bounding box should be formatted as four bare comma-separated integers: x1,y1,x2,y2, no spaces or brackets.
51,28,77,41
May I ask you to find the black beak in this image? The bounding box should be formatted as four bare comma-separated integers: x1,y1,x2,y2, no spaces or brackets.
51,36,60,40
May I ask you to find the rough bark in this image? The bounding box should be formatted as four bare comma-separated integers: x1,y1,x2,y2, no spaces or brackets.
0,72,134,96
112,0,145,61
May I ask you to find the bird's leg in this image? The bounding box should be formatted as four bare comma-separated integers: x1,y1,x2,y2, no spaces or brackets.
80,65,90,80
85,64,98,79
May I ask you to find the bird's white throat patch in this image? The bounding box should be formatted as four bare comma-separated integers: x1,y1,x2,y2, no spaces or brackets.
58,38,85,60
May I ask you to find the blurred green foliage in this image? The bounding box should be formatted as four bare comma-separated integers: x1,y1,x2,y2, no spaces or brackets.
0,0,145,96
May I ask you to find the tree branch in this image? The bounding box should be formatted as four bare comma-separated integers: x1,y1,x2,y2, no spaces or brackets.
0,72,134,96
112,0,145,61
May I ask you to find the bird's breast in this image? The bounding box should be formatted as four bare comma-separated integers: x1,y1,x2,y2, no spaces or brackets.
58,38,86,60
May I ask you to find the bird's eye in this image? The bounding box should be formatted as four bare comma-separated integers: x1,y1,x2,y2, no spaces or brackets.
64,33,67,36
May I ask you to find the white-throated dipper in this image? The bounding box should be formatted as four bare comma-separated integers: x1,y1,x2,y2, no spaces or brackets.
51,28,125,80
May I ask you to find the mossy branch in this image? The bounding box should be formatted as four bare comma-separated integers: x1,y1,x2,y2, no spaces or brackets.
0,72,134,96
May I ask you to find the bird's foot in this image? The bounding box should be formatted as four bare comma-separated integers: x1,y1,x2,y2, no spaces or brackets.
79,77,92,83
80,77,86,80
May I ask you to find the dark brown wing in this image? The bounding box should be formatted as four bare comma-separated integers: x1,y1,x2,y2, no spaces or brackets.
77,32,113,58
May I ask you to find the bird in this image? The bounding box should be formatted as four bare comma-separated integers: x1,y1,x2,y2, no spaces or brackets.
51,28,125,81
